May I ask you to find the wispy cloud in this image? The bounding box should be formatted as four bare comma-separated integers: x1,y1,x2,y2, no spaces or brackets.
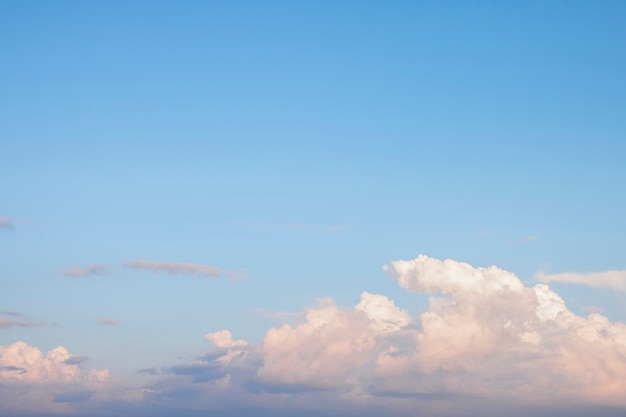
124,259,244,280
98,318,118,326
0,311,45,329
64,265,109,277
523,235,539,242
582,305,605,314
0,217,14,229
536,270,626,291
137,367,160,375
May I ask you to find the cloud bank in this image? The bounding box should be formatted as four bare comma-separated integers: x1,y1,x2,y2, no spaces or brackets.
124,259,244,280
3,256,626,417
149,255,626,415
537,270,626,291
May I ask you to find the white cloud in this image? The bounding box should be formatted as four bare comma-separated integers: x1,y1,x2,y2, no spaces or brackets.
0,341,108,385
211,255,626,405
380,255,626,402
205,330,248,348
64,264,109,277
124,259,244,280
537,270,626,291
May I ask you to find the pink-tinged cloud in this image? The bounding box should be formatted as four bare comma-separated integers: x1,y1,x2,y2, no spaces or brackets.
582,305,605,314
0,317,45,329
124,259,244,280
99,318,118,326
193,255,626,406
205,330,248,348
0,341,109,385
0,216,14,229
536,270,626,291
63,264,109,277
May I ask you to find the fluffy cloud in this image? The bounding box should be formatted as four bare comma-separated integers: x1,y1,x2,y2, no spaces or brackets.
0,341,109,385
64,264,109,277
537,270,626,291
124,259,244,280
205,330,248,348
189,256,626,409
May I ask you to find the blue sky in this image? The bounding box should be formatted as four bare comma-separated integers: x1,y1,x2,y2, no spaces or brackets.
1,1,626,416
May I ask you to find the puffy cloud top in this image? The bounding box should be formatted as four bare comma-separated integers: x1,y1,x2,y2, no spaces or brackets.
0,341,109,386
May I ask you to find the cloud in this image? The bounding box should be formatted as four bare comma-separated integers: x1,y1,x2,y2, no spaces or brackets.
0,217,14,229
63,264,109,277
582,306,605,314
63,356,89,365
0,341,108,385
5,256,626,416
205,330,248,348
176,255,626,409
137,367,160,375
99,318,118,326
0,312,45,330
537,270,626,291
523,235,539,242
124,259,244,280
0,311,23,317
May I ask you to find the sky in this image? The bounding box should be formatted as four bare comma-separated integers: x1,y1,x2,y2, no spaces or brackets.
1,1,626,416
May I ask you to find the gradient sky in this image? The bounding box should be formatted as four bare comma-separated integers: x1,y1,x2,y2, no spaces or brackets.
2,1,626,416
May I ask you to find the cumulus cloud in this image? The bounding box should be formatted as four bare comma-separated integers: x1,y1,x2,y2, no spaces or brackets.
205,330,248,348
7,255,626,416
0,217,14,229
0,341,108,385
188,256,626,408
537,270,626,291
124,259,244,280
63,264,109,277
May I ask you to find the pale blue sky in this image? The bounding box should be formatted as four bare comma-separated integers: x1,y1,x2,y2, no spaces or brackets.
1,1,626,416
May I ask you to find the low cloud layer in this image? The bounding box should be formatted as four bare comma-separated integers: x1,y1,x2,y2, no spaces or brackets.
124,259,244,280
537,270,626,291
64,265,109,277
3,256,626,417
157,255,626,414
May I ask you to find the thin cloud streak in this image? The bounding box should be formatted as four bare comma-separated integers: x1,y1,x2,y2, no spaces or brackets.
99,318,118,326
0,317,45,329
537,270,626,291
0,312,44,329
124,259,244,280
64,265,109,277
